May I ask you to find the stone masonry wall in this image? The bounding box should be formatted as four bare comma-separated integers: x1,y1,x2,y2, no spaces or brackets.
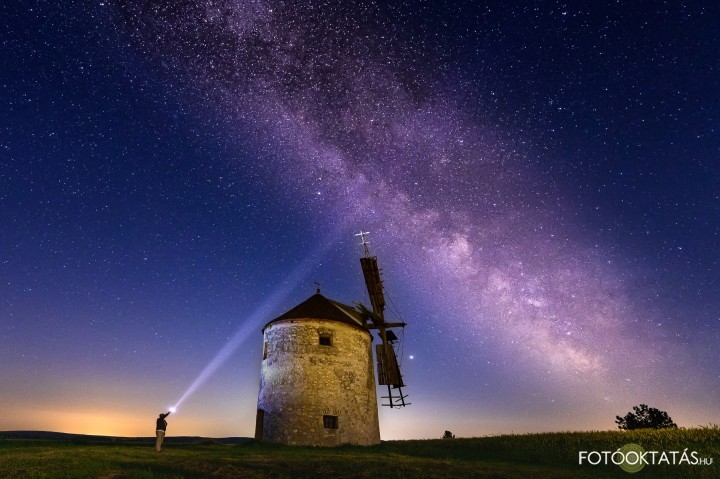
257,319,380,446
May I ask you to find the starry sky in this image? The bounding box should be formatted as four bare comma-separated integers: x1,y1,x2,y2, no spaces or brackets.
1,1,718,440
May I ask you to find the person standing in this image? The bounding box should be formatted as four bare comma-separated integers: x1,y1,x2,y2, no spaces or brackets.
155,411,171,452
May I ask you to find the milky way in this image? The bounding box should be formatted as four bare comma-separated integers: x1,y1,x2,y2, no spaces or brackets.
2,1,718,437
109,0,719,424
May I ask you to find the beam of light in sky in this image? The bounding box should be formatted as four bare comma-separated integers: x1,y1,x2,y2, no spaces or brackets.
170,310,261,412
170,223,349,412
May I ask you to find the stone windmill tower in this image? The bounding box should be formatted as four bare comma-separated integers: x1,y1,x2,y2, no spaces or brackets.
254,233,407,446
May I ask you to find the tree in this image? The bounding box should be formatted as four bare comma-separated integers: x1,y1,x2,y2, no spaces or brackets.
615,404,677,430
442,430,455,439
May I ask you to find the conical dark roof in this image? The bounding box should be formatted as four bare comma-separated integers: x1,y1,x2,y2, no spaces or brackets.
264,293,366,331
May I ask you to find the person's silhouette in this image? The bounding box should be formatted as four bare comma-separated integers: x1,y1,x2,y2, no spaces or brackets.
155,411,171,452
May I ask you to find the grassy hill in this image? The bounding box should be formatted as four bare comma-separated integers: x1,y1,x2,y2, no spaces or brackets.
1,427,718,478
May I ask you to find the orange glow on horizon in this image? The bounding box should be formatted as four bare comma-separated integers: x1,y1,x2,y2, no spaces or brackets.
2,405,256,438
5,408,150,437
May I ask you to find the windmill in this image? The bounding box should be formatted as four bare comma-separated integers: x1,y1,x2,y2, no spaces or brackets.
355,231,409,408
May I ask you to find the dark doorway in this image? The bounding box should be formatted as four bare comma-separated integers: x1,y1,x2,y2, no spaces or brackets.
255,409,265,440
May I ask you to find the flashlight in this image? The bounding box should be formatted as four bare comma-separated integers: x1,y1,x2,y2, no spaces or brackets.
169,407,177,414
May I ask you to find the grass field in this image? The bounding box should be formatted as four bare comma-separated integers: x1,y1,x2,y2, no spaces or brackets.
1,427,718,478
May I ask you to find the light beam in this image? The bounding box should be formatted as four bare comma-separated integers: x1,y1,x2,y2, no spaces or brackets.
169,223,348,411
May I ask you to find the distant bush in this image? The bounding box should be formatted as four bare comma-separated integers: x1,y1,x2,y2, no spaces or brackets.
442,430,455,439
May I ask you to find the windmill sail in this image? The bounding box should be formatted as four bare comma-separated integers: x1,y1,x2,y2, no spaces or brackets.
355,231,409,407
376,343,405,387
360,256,385,322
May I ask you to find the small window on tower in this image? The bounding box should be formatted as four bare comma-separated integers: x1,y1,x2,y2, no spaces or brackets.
319,333,332,346
323,415,338,429
263,342,268,360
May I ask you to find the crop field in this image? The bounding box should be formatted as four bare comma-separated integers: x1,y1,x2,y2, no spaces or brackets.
1,427,718,478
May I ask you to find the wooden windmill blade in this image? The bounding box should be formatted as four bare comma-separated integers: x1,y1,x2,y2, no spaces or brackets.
360,256,386,321
376,342,405,387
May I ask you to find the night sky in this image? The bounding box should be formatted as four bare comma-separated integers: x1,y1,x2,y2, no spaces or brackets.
2,1,718,440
